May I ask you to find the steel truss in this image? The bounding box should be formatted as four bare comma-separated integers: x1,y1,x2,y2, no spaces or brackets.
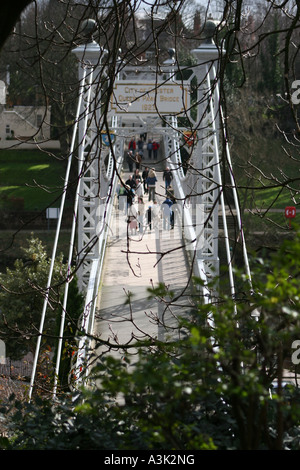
29,25,252,397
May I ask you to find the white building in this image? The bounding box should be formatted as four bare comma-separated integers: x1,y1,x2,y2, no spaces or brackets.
0,105,50,140
0,80,59,149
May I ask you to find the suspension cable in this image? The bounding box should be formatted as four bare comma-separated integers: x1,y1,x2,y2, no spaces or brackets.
52,68,94,398
212,65,253,291
28,67,88,401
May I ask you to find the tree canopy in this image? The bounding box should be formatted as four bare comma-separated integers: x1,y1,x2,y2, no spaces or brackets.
1,0,300,451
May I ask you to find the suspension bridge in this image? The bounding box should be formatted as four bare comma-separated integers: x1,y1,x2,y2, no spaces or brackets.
28,19,252,399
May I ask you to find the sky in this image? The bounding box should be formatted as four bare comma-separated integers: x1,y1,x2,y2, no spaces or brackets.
137,1,227,21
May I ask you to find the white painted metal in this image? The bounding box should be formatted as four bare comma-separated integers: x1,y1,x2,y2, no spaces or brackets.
72,40,106,291
72,143,124,387
68,28,253,390
162,30,248,306
30,21,253,396
68,40,126,386
213,65,253,291
190,37,222,282
53,68,95,397
29,68,88,400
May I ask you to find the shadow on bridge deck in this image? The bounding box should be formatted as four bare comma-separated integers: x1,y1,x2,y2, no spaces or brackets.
93,157,194,360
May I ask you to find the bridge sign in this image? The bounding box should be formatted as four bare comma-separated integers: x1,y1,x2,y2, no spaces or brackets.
110,80,190,115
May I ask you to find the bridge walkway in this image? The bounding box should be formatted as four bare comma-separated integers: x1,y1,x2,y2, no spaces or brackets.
92,155,194,360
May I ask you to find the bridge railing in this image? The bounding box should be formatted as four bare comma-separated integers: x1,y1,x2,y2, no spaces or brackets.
162,126,212,306
71,137,124,388
163,73,252,310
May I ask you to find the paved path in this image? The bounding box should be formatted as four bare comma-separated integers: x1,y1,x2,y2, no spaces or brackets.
93,156,193,361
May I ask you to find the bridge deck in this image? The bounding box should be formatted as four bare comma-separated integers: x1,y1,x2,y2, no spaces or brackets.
93,158,194,359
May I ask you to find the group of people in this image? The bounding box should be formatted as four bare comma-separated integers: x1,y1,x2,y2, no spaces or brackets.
117,164,177,235
124,167,158,202
118,136,177,234
126,137,160,172
146,139,159,160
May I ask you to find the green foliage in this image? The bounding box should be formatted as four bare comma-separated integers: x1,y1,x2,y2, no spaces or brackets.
53,277,85,388
3,232,300,449
0,236,67,359
258,15,282,95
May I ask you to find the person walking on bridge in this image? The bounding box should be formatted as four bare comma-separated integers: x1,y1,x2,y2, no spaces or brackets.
135,178,144,198
152,140,159,159
163,167,173,192
127,202,138,235
162,196,173,230
137,197,145,234
147,168,157,202
142,166,149,194
147,139,153,159
135,152,142,170
137,138,144,155
126,150,134,172
128,137,136,155
132,169,141,186
125,175,136,189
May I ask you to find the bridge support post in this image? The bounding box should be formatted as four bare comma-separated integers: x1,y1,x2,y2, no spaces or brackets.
72,29,105,291
191,19,224,284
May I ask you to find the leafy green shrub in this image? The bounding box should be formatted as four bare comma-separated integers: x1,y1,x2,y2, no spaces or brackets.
0,236,67,359
2,231,300,449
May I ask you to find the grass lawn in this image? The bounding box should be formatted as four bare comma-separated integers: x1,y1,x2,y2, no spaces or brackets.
244,184,295,213
0,149,67,211
232,130,300,217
